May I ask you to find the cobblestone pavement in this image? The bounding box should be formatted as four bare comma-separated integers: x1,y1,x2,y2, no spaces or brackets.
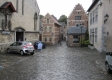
0,41,112,80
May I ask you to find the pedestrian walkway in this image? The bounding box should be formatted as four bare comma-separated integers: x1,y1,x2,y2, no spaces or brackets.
35,41,112,80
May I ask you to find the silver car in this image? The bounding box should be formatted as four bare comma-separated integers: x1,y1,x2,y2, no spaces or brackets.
7,41,35,55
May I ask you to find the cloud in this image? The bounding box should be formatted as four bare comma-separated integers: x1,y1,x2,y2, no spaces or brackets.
37,0,92,19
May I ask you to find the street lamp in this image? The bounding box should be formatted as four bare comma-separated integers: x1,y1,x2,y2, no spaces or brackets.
104,14,109,23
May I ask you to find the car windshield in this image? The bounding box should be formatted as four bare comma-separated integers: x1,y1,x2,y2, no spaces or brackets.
24,42,32,45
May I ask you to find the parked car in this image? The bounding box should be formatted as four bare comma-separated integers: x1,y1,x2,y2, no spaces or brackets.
34,41,46,49
7,41,35,55
105,52,112,73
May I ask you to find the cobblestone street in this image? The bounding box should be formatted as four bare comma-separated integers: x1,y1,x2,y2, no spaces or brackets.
0,41,112,80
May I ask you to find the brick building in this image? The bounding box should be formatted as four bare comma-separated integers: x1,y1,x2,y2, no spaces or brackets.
67,3,88,46
0,0,40,53
41,13,61,45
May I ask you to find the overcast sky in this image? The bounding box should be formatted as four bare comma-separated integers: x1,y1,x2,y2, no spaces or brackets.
37,0,92,19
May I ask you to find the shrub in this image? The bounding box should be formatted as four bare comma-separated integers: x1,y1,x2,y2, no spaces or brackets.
80,39,90,47
89,43,93,46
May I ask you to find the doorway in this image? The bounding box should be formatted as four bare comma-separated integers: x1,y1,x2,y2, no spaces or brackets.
16,32,24,41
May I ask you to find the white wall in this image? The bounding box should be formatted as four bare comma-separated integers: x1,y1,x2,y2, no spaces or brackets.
88,0,104,52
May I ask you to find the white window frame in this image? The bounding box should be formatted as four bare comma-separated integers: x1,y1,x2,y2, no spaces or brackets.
95,28,97,42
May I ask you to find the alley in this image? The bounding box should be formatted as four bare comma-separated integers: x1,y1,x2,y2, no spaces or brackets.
0,41,112,80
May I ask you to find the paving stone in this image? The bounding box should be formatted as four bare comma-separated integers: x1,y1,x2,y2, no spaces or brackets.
0,41,112,80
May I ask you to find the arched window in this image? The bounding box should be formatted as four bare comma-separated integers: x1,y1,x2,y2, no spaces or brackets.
34,13,38,30
22,0,24,15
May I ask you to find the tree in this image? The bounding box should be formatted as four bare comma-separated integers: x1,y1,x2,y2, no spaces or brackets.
39,14,44,19
58,15,67,24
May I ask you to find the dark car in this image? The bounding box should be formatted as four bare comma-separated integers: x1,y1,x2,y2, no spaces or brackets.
34,41,46,49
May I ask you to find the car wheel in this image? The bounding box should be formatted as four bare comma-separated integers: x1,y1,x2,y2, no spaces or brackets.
7,49,11,53
105,62,111,73
31,51,34,55
20,50,24,56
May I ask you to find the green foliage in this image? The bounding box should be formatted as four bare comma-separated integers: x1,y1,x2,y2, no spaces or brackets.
80,39,90,47
58,15,67,24
89,43,93,46
39,14,44,19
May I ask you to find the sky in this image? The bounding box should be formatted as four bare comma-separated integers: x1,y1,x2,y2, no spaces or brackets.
37,0,92,19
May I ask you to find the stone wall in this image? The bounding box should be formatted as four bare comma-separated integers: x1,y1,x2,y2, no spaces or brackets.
0,0,40,53
0,32,15,43
0,42,12,53
25,32,38,44
0,0,40,31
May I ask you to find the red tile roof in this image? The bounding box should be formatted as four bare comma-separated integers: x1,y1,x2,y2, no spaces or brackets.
0,2,16,12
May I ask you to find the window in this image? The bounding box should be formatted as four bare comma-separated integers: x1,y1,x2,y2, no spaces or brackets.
93,11,94,23
11,42,17,46
22,0,24,15
92,29,94,44
34,13,37,30
44,27,47,32
45,37,47,42
75,16,81,20
49,27,52,32
95,8,98,22
47,19,49,24
77,12,80,14
18,42,22,46
49,37,52,42
73,35,80,43
95,28,97,42
75,23,80,26
16,0,18,13
90,13,92,25
90,29,93,42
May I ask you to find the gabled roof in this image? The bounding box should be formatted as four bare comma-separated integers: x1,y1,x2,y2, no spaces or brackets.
67,26,87,35
87,0,99,12
59,22,66,27
68,3,86,19
0,2,16,12
51,15,61,26
44,13,61,26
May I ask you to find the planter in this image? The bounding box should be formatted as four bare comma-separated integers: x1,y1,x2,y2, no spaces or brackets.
88,45,94,49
